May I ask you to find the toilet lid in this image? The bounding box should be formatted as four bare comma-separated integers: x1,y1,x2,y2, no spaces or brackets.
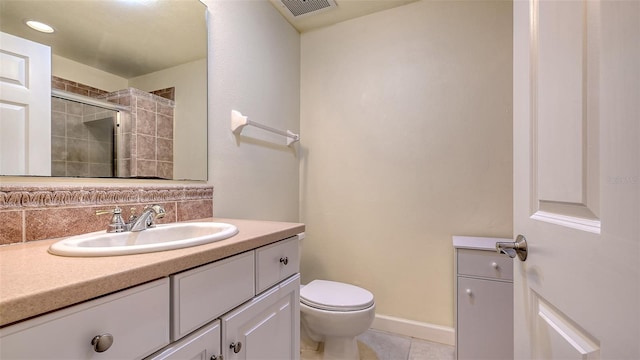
300,280,374,312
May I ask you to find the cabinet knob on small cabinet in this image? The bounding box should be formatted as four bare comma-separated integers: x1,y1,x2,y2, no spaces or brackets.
491,262,499,269
230,341,242,353
210,355,218,360
280,257,289,265
465,289,472,296
91,333,113,353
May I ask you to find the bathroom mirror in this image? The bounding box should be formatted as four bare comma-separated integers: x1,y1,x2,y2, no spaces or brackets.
0,0,208,180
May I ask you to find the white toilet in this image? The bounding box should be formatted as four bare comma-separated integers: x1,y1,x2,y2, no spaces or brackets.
300,280,375,360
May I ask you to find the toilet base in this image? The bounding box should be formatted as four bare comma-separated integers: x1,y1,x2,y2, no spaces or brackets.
323,336,359,360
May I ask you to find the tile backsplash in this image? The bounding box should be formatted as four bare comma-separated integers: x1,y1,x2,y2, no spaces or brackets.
0,184,213,245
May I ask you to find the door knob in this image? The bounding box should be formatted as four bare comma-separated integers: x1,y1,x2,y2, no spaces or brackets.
496,234,528,261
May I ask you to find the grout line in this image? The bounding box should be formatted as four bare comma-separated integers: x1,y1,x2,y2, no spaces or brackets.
21,210,26,243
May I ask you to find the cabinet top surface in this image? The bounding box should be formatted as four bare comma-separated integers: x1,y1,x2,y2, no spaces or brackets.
452,236,511,251
0,218,304,327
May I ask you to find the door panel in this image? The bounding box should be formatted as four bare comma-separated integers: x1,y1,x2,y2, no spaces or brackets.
0,102,27,173
531,292,599,360
529,0,600,231
513,0,639,359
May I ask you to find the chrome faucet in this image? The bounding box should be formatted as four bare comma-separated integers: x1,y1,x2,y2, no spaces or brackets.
128,205,166,232
96,204,165,233
95,206,127,233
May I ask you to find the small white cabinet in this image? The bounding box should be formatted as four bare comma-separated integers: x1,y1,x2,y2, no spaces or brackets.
454,237,513,360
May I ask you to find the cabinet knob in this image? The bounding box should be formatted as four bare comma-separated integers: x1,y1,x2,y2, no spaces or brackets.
210,355,218,360
465,289,472,296
230,341,242,353
279,257,289,265
491,262,499,269
91,333,114,353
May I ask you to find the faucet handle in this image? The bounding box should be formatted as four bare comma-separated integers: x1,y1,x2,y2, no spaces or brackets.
95,206,126,233
95,206,122,216
128,207,138,222
145,204,166,219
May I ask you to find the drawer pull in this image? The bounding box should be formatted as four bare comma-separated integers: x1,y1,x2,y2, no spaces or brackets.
280,257,289,265
465,289,472,296
91,333,114,353
210,355,218,360
230,341,242,353
491,262,499,269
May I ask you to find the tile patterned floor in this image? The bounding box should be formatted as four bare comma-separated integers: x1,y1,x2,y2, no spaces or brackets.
301,329,455,360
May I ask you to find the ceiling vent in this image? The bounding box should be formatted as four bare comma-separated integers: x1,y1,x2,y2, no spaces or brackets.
280,0,338,18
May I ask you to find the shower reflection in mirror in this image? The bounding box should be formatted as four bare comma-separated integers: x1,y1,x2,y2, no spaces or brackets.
51,83,175,179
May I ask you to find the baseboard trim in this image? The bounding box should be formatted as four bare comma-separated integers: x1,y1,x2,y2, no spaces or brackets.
371,314,455,346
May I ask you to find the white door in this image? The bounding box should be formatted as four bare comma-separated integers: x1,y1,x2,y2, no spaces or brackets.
0,31,51,176
513,0,639,359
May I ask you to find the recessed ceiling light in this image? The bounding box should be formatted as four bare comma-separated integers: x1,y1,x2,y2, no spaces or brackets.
25,20,55,33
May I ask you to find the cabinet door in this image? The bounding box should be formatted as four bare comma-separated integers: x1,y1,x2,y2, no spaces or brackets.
222,274,300,360
457,277,513,360
146,321,220,360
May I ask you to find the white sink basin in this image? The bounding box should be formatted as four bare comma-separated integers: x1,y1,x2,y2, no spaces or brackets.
48,222,238,257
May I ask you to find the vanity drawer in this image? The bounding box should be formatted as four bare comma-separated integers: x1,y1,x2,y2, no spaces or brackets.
0,278,170,360
171,251,255,340
255,236,300,293
457,248,513,280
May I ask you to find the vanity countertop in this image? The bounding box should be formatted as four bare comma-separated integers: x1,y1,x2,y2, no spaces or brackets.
0,218,304,328
452,235,511,251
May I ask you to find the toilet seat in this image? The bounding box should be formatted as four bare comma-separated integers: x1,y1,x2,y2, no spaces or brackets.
300,280,374,312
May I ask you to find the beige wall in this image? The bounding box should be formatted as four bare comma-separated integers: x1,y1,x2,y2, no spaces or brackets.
130,59,208,181
300,0,513,328
206,0,301,221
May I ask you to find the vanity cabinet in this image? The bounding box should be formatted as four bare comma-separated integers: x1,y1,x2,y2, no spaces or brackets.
454,239,513,360
0,278,170,359
0,234,302,360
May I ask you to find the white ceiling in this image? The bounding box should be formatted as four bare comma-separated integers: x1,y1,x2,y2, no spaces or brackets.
0,0,207,78
268,0,419,33
0,0,416,79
